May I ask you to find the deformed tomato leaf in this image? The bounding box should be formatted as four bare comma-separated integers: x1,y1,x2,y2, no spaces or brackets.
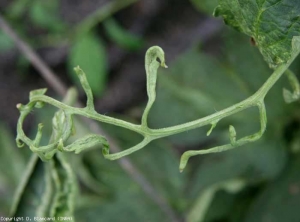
50,110,72,142
63,134,109,154
68,32,107,97
49,153,76,218
214,0,300,68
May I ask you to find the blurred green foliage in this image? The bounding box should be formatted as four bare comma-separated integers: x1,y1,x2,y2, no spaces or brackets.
0,122,27,216
29,0,66,32
0,32,14,52
244,155,300,222
190,0,218,15
68,33,107,96
103,18,144,51
10,154,76,219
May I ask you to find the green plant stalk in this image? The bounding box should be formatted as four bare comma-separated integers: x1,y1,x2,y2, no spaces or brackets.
26,57,287,137
16,41,300,171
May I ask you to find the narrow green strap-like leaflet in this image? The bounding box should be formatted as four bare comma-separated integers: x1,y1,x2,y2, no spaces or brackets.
16,37,300,171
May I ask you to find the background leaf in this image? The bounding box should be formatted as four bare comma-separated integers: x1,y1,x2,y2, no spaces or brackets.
69,119,184,221
0,31,14,52
29,0,66,32
103,18,144,51
0,121,27,215
6,0,31,20
187,138,287,199
11,155,53,217
68,32,107,97
244,155,300,222
49,154,77,218
190,0,218,15
214,0,300,68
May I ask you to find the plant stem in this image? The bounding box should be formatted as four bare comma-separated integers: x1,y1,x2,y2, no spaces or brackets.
104,137,152,160
30,62,287,140
30,95,144,135
150,63,287,138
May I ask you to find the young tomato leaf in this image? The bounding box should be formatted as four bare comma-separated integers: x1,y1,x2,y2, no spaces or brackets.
103,18,144,51
214,0,300,68
68,32,107,97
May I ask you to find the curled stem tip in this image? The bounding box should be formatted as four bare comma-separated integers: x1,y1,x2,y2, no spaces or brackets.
142,46,168,128
16,138,24,148
161,62,168,68
74,66,95,110
16,103,22,110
